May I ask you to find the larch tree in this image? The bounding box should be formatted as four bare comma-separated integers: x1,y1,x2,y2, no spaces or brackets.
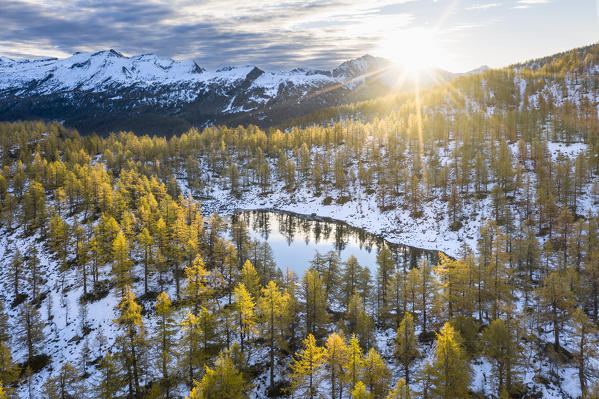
138,227,154,296
351,381,372,399
114,287,144,399
324,332,349,399
416,259,435,333
387,270,409,329
9,248,23,300
361,348,391,399
184,254,210,315
26,245,44,304
240,260,261,299
290,334,326,399
394,312,419,384
257,280,289,392
111,231,133,295
571,308,598,396
154,292,177,398
387,378,412,399
95,351,122,399
376,246,395,318
179,312,204,388
485,225,512,320
481,319,521,397
233,283,256,355
537,270,574,348
187,350,247,399
434,253,463,320
426,322,471,399
18,301,44,364
345,292,375,349
45,362,81,399
302,268,328,339
0,338,18,391
344,334,364,392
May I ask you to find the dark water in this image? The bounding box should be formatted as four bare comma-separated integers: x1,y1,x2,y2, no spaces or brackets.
231,210,438,275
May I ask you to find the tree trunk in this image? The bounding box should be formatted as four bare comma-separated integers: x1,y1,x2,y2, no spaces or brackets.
269,302,275,392
129,331,140,398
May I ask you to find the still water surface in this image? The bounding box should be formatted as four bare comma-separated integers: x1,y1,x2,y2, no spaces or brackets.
231,210,437,276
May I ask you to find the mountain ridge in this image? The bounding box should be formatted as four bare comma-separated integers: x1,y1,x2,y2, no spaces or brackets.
0,50,454,135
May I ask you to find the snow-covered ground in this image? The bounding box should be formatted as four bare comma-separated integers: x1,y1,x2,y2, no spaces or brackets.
193,140,594,260
0,137,596,398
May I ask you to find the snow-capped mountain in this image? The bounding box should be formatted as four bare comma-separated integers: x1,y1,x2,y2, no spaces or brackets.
0,50,453,135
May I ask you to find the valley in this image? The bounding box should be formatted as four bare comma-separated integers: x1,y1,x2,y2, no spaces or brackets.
0,41,598,399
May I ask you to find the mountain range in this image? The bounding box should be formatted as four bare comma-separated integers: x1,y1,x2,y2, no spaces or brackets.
0,50,460,135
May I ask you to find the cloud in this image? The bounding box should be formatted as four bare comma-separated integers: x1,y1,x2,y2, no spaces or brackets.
0,0,517,72
466,3,501,10
0,0,426,69
513,0,550,8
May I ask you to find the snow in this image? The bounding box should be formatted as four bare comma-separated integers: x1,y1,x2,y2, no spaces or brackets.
0,50,403,117
0,135,596,397
547,142,587,160
0,50,394,103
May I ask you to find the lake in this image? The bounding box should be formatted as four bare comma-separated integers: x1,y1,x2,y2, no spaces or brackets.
230,209,437,276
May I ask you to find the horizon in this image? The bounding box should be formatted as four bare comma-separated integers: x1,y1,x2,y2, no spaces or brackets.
0,0,597,73
1,41,595,75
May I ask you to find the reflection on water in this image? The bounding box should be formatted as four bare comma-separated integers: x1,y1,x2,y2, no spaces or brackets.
231,210,437,276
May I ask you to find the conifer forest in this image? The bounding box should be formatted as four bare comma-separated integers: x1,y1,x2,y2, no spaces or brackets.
1,25,599,399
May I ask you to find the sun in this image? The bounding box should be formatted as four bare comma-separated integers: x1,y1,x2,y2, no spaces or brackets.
377,28,439,74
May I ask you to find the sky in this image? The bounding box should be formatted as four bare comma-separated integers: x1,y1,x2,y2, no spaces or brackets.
0,0,597,73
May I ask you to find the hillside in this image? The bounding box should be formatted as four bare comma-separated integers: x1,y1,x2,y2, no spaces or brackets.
0,42,598,399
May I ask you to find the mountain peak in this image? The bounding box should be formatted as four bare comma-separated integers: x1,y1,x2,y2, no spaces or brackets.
333,54,390,78
465,65,490,75
91,49,125,58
